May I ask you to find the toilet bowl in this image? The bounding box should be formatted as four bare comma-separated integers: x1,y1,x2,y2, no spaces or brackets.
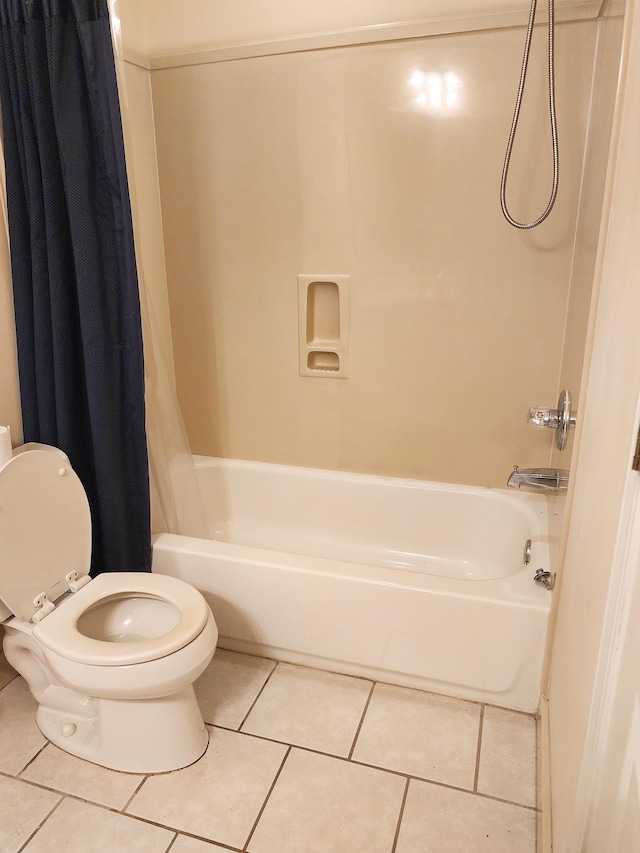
0,441,218,773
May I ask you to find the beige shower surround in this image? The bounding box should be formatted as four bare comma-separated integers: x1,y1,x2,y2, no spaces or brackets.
144,12,616,488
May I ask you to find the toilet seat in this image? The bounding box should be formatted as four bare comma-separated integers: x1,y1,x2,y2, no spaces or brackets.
33,572,210,666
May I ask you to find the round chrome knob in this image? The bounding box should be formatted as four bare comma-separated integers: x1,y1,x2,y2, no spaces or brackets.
528,407,559,428
526,389,576,451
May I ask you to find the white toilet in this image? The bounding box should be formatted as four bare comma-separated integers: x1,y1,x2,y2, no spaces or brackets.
0,441,218,774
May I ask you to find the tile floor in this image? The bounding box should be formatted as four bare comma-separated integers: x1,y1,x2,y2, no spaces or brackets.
0,648,538,852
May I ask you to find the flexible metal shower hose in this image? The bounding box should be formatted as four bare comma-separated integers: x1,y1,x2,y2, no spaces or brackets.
500,0,559,229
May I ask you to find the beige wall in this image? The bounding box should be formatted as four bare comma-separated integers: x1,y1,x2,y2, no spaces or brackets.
151,18,606,487
129,0,599,56
117,0,148,55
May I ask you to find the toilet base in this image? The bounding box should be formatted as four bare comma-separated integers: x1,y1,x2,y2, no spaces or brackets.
36,685,209,773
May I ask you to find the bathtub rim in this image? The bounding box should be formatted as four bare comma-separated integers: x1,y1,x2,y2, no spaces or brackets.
152,532,552,610
194,453,552,505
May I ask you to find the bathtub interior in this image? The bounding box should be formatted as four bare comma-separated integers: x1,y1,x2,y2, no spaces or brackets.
194,456,550,581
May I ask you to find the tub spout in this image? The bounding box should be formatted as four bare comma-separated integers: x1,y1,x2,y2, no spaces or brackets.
507,466,569,493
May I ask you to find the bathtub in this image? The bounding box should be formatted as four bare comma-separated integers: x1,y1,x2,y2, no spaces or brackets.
152,457,552,712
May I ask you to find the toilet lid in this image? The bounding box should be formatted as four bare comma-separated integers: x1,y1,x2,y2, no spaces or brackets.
0,448,91,622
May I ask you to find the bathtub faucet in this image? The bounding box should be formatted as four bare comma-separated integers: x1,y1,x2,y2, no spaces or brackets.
507,466,569,493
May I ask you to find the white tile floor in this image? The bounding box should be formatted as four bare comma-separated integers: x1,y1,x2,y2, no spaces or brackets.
0,648,538,852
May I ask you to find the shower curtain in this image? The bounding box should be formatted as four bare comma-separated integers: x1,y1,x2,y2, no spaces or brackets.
108,0,214,542
0,0,150,574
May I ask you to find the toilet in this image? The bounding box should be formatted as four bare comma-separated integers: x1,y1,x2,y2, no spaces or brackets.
0,441,218,774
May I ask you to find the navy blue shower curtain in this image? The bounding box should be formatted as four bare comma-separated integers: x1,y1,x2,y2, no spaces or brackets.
0,0,150,575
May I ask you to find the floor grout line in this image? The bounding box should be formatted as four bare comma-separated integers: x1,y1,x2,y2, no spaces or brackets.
390,775,411,853
15,740,50,778
348,679,375,760
235,660,279,732
16,793,65,853
200,724,537,812
473,703,486,793
121,773,150,813
30,790,242,847
162,831,179,853
242,745,292,852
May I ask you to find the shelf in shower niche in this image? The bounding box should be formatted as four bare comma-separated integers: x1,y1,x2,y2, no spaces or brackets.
298,274,350,378
307,351,340,372
306,281,340,345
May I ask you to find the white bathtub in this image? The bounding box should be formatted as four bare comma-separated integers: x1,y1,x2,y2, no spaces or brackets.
152,457,552,712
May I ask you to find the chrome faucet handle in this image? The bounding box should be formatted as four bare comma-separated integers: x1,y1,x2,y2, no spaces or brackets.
528,406,560,429
527,388,576,451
